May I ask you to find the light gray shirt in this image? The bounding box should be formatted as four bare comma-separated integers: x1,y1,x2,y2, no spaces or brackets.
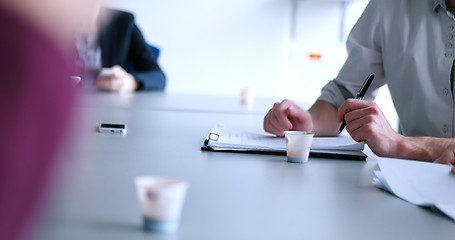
318,0,455,138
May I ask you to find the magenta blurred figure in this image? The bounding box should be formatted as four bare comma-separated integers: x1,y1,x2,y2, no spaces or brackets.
0,4,76,240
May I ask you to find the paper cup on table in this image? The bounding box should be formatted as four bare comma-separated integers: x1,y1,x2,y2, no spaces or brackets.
239,87,255,105
70,76,81,86
135,176,189,232
284,131,315,163
99,68,115,77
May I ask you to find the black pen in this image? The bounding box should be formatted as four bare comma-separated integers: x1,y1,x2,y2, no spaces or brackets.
338,73,375,134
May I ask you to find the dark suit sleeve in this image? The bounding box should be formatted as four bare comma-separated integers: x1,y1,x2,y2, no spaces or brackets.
128,23,166,90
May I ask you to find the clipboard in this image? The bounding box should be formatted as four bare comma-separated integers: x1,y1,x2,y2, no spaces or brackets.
200,127,367,161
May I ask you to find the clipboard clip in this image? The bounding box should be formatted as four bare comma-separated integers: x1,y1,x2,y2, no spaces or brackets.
204,132,220,144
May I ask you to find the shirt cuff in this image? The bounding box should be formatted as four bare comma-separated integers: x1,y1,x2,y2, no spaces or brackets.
317,80,352,109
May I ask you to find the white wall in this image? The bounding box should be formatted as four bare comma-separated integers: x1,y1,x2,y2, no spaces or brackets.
104,0,365,97
106,0,289,97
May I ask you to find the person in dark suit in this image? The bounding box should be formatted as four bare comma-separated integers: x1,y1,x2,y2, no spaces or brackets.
76,3,165,93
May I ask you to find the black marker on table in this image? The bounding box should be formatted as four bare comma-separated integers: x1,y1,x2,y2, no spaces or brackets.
338,73,375,134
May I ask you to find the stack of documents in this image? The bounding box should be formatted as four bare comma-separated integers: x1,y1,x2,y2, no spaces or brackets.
201,125,367,160
374,157,455,220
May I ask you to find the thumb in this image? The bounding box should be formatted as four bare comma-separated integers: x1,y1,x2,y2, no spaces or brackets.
287,105,307,125
435,149,455,165
288,105,300,116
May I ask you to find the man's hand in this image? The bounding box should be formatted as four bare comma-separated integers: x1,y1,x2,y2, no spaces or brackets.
435,145,455,174
337,99,402,157
263,99,313,137
95,65,139,93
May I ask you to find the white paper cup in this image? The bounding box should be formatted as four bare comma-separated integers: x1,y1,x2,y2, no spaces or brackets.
99,68,115,77
135,176,189,232
239,88,255,105
70,76,81,86
284,131,315,163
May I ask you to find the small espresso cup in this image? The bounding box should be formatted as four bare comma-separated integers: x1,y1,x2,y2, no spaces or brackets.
284,131,315,163
135,176,189,232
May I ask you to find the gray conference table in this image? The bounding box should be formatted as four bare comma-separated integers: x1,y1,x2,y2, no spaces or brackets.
34,93,455,240
80,91,287,115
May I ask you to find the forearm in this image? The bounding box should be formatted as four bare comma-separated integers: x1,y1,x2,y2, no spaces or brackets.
394,135,455,161
308,100,341,137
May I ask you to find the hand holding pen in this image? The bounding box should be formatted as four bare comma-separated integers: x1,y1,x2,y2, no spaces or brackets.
338,73,375,134
337,72,402,157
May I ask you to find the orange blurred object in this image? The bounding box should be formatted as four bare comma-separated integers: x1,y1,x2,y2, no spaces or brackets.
308,53,322,60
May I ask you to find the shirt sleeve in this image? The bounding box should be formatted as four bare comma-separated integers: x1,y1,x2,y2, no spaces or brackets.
317,0,387,109
128,23,166,90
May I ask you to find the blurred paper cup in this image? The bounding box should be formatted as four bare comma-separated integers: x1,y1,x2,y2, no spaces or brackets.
239,87,255,105
135,176,189,232
70,76,81,86
99,68,115,77
284,131,315,163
